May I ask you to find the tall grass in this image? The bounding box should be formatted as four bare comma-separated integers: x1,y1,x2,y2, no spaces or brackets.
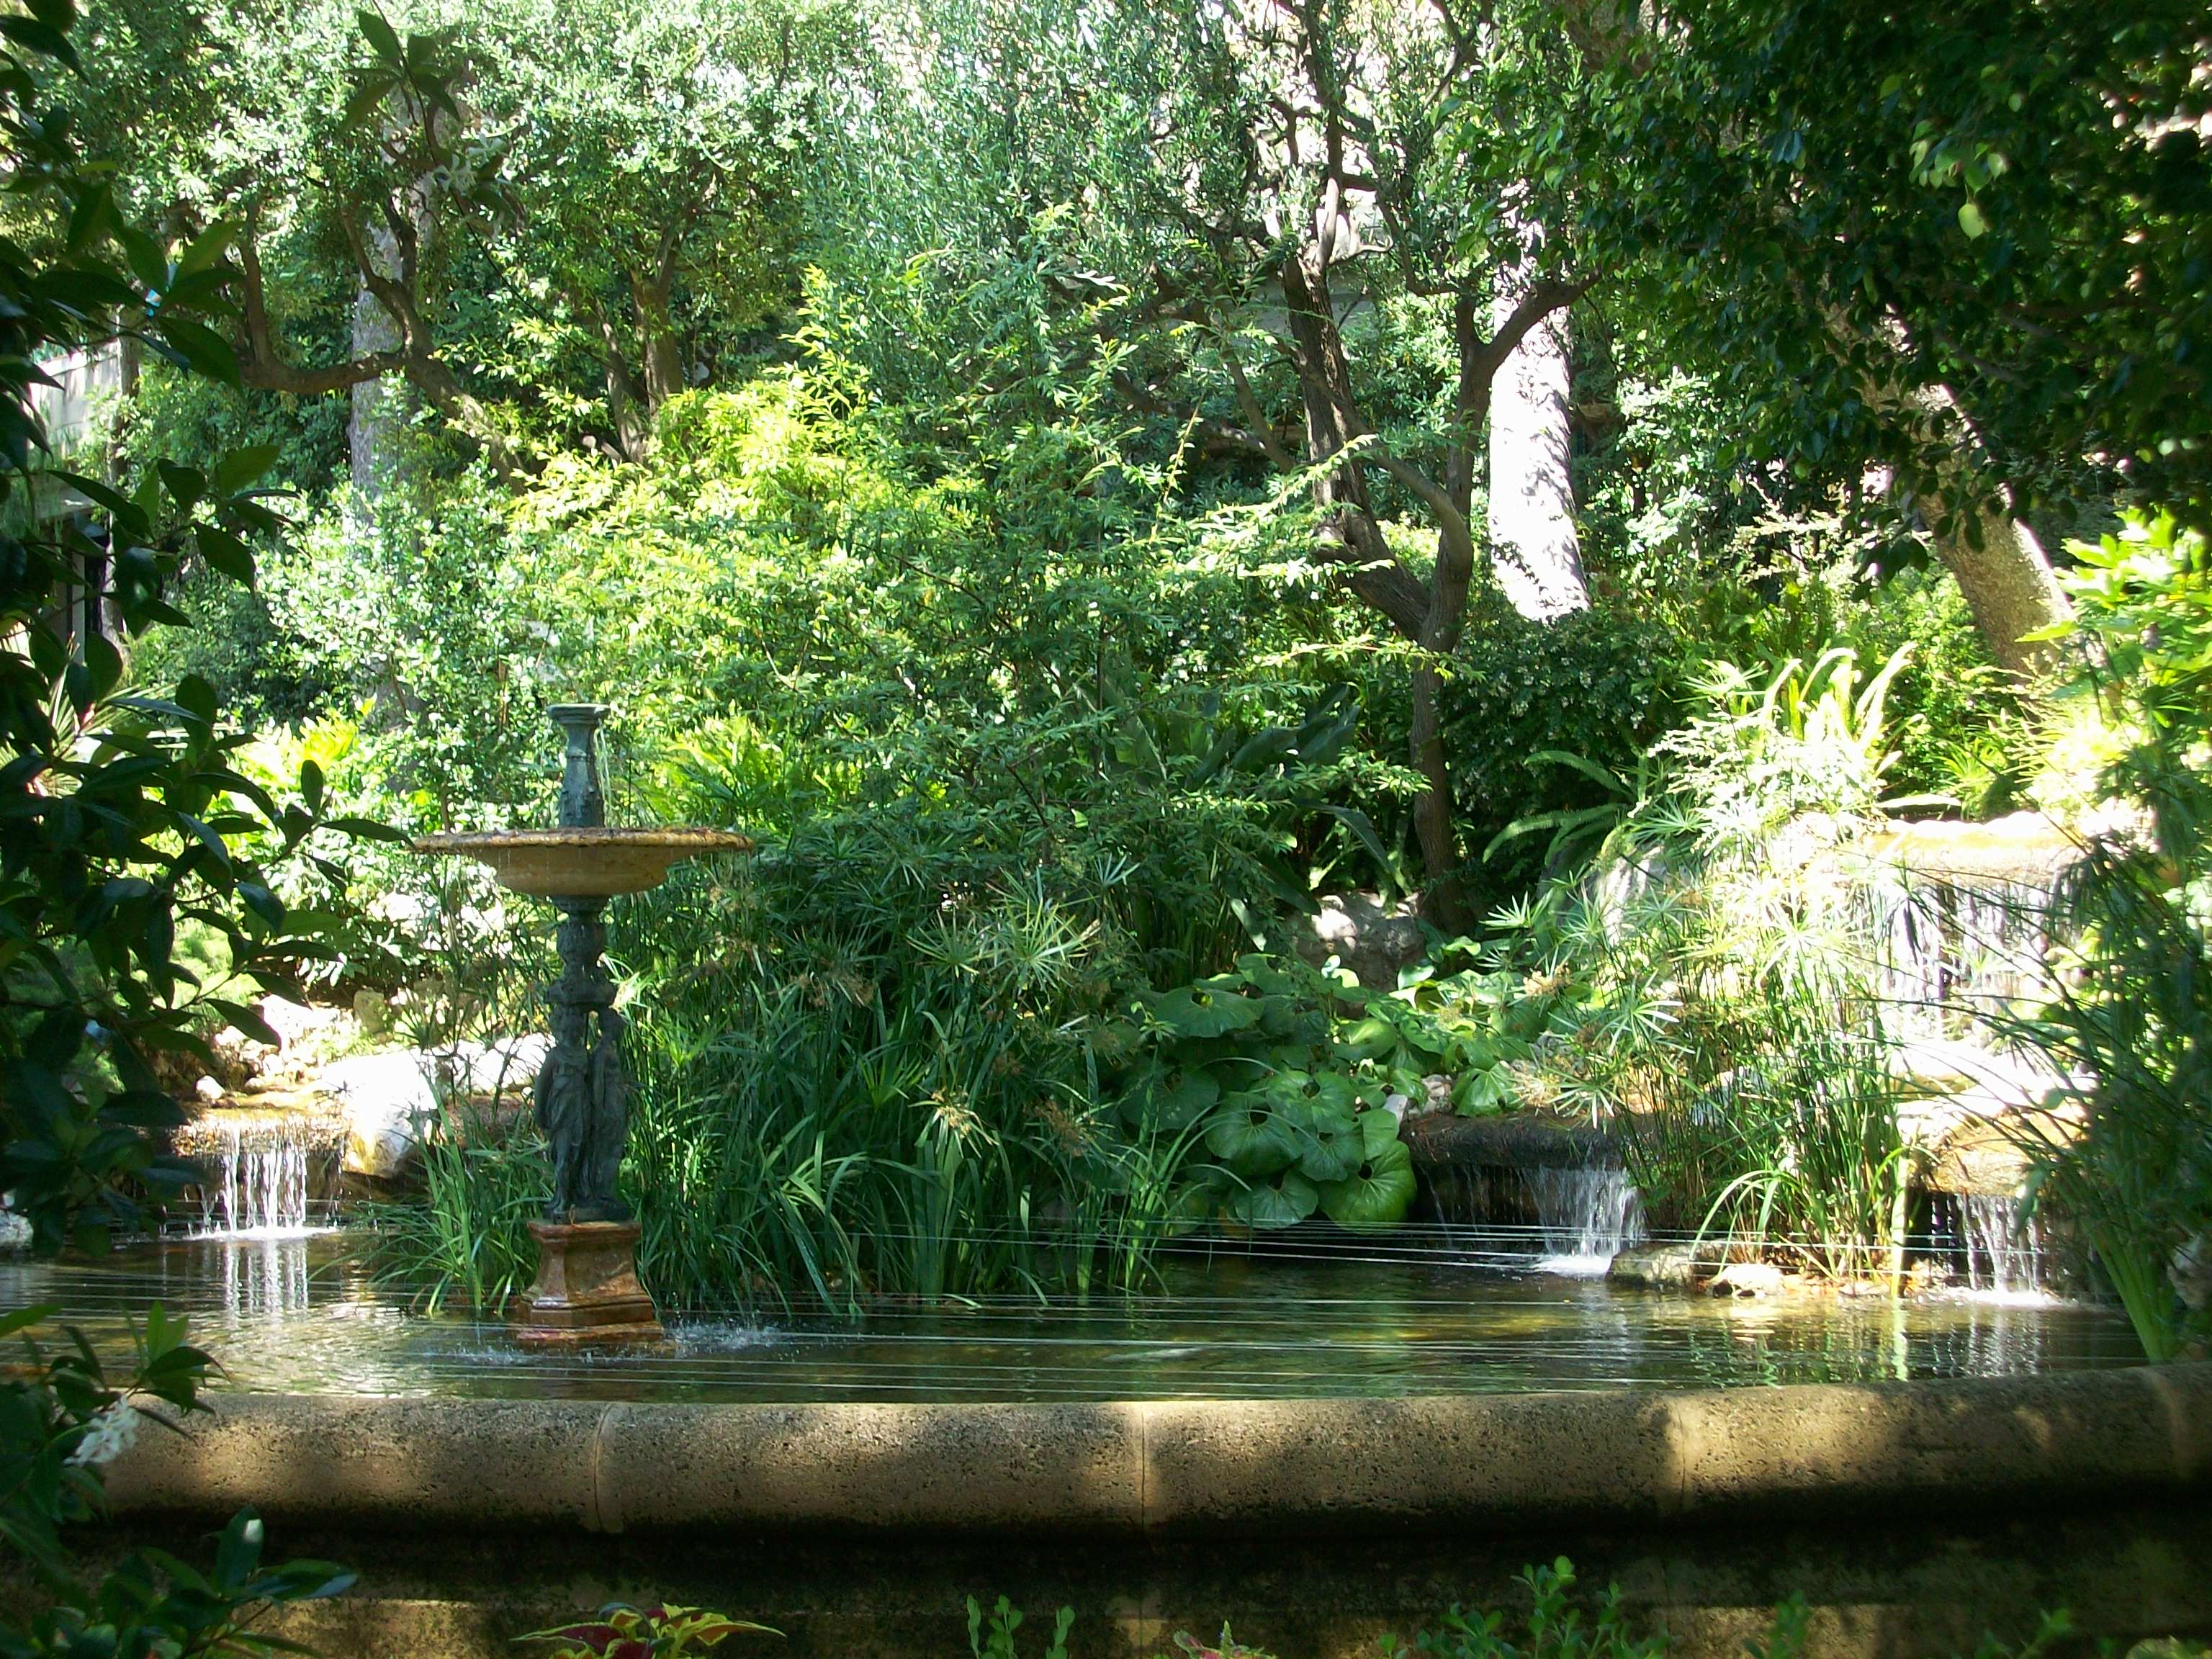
370,847,1209,1316
1496,649,1918,1275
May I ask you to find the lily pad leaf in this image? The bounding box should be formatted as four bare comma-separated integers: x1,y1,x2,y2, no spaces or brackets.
1228,1167,1319,1228
1120,1062,1221,1132
1357,1105,1403,1159
1292,1105,1364,1182
1452,1066,1516,1116
1319,1137,1416,1228
1259,1069,1360,1117
1337,1014,1398,1062
1202,1097,1299,1174
1135,983,1264,1038
1233,953,1309,996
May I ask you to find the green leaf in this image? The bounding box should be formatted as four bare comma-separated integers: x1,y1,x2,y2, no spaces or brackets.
1228,1167,1318,1228
153,315,241,385
1318,1137,1416,1228
1956,199,1988,239
1202,1097,1298,1174
213,441,282,495
194,523,256,584
1133,982,1262,1038
0,1303,59,1341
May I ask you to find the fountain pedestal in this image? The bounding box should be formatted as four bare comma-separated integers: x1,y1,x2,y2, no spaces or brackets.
413,702,750,1352
511,1219,664,1346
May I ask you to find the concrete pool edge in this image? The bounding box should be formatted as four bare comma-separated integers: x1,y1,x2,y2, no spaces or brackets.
104,1361,2212,1535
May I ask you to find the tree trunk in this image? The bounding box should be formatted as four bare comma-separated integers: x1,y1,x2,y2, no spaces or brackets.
1485,233,1588,620
592,300,651,462
1920,472,2072,676
632,271,685,414
1408,660,1467,927
348,222,408,510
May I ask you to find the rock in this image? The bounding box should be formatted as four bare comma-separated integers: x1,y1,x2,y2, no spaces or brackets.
1400,1112,1619,1172
253,995,337,1051
1898,1078,2081,1199
1709,1262,1785,1298
0,1209,30,1251
1294,891,1426,992
324,1036,551,1179
193,1076,224,1104
2175,1231,2212,1314
1421,1073,1452,1112
353,989,393,1041
1608,1243,1708,1290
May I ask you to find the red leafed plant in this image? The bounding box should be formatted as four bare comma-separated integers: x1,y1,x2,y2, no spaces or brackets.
518,1602,780,1658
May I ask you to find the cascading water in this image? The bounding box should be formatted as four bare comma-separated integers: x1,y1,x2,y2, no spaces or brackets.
1523,1164,1647,1275
1936,1192,2048,1298
193,1118,317,1238
1866,819,2073,1048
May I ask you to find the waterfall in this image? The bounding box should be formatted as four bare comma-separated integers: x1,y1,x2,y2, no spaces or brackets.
1523,1164,1646,1276
1938,1192,2048,1298
1866,818,2074,1048
194,1118,317,1238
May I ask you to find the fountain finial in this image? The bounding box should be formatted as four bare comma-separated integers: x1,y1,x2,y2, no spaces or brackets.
549,703,608,829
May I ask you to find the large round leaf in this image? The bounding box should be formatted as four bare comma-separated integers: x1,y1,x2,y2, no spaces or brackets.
1228,1167,1319,1228
1336,1014,1398,1062
1319,1137,1416,1228
1202,1097,1299,1174
1136,983,1263,1038
1259,1068,1361,1115
1291,1104,1363,1182
1355,1103,1402,1157
1118,1061,1220,1132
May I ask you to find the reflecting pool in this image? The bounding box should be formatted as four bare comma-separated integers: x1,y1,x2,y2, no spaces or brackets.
1,1227,2144,1403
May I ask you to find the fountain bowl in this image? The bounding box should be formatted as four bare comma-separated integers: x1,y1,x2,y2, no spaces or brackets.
411,827,754,898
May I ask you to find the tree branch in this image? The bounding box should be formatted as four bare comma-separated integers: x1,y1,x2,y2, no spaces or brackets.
235,230,403,396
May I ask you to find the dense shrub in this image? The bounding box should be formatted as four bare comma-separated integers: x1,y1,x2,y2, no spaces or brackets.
1441,595,1683,902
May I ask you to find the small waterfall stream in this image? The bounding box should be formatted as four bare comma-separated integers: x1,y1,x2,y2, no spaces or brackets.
1933,1192,2049,1298
193,1118,318,1237
1424,1156,1646,1275
1524,1164,1646,1274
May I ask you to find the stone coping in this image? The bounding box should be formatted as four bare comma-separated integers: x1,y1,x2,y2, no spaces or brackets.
103,1362,2211,1537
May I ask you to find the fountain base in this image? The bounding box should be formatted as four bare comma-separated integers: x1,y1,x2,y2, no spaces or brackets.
511,1219,665,1347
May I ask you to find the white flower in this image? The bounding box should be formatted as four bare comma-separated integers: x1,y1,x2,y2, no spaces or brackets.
68,1402,141,1468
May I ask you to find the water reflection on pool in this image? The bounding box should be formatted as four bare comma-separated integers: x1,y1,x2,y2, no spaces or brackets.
1,1230,2144,1403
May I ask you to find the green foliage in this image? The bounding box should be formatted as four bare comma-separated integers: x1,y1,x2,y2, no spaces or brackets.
2,18,360,1651
967,1598,1071,1659
0,5,370,1250
1485,651,1916,1269
1446,600,1681,899
1586,4,2212,539
1999,514,2212,1359
519,1602,778,1658
0,1303,353,1657
1119,957,1420,1231
1391,1560,1667,1659
939,1564,2088,1659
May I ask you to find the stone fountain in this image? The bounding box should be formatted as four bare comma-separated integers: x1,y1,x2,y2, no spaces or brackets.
413,704,750,1345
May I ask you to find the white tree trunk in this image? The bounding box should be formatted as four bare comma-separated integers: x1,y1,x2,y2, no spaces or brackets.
1486,248,1588,621
348,216,407,510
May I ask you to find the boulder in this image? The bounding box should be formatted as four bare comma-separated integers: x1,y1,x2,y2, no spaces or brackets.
1709,1262,1786,1298
324,1036,550,1179
1294,891,1426,991
1607,1243,1706,1290
1400,1111,1618,1172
